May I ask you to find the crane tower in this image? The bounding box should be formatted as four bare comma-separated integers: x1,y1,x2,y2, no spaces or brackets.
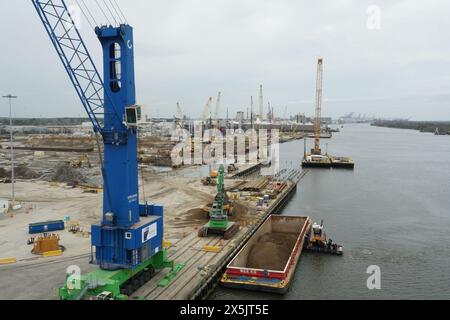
312,58,324,155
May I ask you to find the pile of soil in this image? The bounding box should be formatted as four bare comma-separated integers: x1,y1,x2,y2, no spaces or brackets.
50,163,87,184
0,166,40,179
184,208,208,221
15,165,40,179
246,233,299,271
0,167,8,178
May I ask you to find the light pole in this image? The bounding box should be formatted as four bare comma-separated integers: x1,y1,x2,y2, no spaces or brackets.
2,94,18,205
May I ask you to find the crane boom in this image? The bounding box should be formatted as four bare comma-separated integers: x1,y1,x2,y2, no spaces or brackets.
215,92,222,129
259,84,264,122
313,58,324,155
201,96,213,124
31,0,120,132
176,102,184,128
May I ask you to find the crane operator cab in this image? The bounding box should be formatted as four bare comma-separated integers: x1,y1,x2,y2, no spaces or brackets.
125,105,142,128
311,221,327,246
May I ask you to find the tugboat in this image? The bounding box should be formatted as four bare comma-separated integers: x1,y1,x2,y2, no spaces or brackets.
304,221,343,255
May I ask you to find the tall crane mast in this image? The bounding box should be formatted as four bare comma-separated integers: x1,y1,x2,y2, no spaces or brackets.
259,84,264,122
250,96,254,130
312,58,324,155
176,102,184,129
201,97,213,127
32,0,172,299
215,92,222,130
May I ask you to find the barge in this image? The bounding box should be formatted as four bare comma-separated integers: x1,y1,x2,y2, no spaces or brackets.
220,215,311,294
302,155,355,170
302,155,332,168
330,157,355,169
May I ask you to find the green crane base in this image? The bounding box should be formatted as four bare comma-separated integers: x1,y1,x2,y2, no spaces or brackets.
198,221,239,240
158,263,186,287
59,250,173,300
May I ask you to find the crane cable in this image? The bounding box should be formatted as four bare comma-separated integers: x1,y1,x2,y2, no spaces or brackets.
94,0,112,26
74,0,94,29
111,0,128,24
80,0,99,27
102,0,119,26
108,0,124,25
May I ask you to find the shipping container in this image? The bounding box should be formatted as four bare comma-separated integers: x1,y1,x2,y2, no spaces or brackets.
29,220,65,234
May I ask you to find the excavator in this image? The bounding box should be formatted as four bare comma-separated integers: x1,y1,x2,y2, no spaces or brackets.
198,165,239,240
69,154,92,168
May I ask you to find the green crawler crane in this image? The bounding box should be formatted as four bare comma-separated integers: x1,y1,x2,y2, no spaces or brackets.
198,165,239,240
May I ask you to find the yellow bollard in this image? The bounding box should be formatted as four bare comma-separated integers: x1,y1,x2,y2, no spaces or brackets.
202,246,222,253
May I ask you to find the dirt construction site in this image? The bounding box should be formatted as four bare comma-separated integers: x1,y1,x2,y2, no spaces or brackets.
0,134,304,300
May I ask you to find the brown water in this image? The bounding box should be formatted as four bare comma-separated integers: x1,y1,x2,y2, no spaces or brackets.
212,124,450,300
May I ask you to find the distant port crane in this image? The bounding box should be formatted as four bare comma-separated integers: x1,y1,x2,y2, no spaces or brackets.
312,58,324,155
302,58,354,169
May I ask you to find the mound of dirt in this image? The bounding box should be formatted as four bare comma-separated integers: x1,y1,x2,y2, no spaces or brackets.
0,166,40,180
184,208,208,221
246,233,299,271
15,165,40,179
50,163,87,184
0,167,8,179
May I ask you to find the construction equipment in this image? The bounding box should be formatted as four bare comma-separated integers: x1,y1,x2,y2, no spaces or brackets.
259,84,264,122
176,102,185,130
201,97,213,129
31,234,62,255
302,58,332,168
70,154,92,168
227,164,238,173
214,92,222,130
302,58,354,169
210,169,219,178
312,58,324,156
250,96,255,130
201,176,217,186
32,0,174,300
198,165,239,240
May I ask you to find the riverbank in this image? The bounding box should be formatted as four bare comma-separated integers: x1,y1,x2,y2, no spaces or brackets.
372,120,450,135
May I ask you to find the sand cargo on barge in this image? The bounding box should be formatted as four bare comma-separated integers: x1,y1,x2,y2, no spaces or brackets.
221,215,311,294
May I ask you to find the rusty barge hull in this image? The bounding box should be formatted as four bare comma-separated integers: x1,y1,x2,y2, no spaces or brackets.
221,215,311,294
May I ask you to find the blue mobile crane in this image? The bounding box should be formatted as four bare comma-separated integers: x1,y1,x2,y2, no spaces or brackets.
31,0,174,299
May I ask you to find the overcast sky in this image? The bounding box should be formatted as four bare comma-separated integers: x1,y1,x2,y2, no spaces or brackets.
1,0,449,120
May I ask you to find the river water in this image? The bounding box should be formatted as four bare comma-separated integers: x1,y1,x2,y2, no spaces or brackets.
212,124,450,300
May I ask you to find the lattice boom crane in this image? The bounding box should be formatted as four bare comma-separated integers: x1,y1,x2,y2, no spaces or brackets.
31,0,173,300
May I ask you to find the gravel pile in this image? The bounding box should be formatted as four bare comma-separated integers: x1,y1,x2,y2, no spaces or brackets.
246,232,299,271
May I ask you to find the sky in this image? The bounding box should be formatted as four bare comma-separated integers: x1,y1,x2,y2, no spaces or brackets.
1,0,449,121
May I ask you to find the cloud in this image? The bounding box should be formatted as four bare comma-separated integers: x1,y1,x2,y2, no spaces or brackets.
1,0,449,121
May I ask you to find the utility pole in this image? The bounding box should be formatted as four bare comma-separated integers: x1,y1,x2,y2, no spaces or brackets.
2,94,18,205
